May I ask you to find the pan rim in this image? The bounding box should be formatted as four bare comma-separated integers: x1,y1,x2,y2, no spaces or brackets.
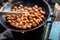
0,0,51,32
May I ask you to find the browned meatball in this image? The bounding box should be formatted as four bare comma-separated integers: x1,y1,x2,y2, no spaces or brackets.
6,4,46,29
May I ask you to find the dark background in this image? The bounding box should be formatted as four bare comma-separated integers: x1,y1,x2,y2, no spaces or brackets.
0,0,60,8
0,0,60,10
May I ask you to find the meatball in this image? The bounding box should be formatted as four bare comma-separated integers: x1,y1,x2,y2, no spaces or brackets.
6,4,46,29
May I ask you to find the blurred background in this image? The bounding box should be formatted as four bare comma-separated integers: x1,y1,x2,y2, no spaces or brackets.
0,0,60,10
0,0,60,11
45,0,60,12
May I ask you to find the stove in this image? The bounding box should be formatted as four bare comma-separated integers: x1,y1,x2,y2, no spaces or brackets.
0,24,45,40
0,0,55,40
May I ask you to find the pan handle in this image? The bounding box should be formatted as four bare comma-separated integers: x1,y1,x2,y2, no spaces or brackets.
43,15,55,40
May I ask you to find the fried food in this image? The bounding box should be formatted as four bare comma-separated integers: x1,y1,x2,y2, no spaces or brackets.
6,4,46,29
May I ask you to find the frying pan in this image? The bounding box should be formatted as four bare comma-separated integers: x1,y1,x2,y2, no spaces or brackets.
0,0,51,33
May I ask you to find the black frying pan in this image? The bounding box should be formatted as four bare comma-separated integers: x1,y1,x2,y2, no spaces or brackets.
0,0,51,33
